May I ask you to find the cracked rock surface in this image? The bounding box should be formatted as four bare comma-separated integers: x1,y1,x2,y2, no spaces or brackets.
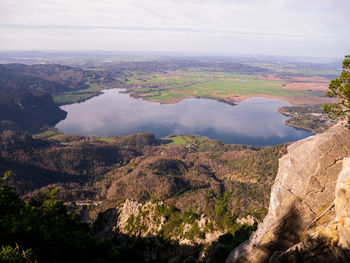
226,123,350,263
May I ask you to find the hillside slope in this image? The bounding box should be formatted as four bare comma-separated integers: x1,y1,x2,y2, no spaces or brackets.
0,63,92,93
0,130,286,261
0,88,67,132
227,122,350,263
0,63,93,132
0,63,129,131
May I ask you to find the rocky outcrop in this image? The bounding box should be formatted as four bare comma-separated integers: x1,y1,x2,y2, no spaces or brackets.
226,122,350,263
236,215,257,226
93,198,223,245
116,199,167,237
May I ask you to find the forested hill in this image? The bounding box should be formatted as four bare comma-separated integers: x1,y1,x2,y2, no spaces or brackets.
0,88,66,132
0,130,287,262
0,63,95,132
0,63,91,93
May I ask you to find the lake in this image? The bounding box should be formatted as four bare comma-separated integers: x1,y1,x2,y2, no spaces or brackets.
55,89,313,146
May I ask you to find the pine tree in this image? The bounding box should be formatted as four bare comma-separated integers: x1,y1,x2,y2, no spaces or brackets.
323,55,350,127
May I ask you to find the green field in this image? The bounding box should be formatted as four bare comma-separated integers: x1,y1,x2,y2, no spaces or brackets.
53,65,331,106
53,84,103,105
145,78,301,101
164,135,208,146
124,71,318,103
33,129,60,139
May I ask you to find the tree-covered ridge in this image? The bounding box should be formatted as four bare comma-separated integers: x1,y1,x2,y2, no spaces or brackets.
0,170,257,263
0,63,93,94
0,63,99,132
0,130,286,223
0,88,67,132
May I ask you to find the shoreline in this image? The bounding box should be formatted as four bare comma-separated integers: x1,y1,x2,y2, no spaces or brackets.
126,89,333,106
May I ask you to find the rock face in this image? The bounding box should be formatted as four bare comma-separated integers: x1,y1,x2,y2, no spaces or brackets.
93,199,223,245
226,123,350,263
335,157,350,259
116,199,167,237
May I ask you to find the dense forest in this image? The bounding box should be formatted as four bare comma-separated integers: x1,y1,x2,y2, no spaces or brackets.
0,130,286,262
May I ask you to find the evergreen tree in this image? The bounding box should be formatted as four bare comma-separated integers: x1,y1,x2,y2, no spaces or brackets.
323,55,350,126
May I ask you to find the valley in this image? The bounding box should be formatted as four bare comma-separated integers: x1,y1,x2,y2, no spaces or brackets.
0,53,338,135
50,57,337,107
1,0,349,260
0,52,344,262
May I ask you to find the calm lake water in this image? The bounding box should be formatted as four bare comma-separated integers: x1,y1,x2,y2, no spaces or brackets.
56,89,313,146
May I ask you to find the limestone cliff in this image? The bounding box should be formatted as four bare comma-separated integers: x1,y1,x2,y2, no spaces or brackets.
226,122,350,263
93,199,223,245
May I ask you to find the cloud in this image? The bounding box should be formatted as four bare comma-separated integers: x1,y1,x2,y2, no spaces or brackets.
0,0,349,56
1,24,337,40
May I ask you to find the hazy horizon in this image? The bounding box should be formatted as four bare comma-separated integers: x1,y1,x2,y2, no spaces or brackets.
0,50,343,61
1,0,349,58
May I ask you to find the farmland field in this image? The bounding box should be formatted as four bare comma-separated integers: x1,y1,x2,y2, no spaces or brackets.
123,69,334,105
44,57,338,107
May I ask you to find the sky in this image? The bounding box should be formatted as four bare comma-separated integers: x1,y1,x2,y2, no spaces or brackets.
0,0,349,58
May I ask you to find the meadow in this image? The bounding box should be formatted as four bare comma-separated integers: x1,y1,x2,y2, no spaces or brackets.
124,70,328,105
53,84,103,105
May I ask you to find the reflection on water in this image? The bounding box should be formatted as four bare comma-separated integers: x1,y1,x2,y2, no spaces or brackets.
56,89,313,146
